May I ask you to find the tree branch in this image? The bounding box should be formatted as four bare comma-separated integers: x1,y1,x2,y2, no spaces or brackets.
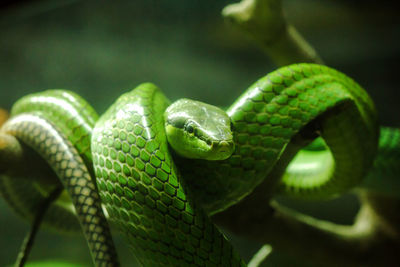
222,0,323,66
15,186,63,267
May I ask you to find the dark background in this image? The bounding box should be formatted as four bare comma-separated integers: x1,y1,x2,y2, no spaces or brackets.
0,0,399,266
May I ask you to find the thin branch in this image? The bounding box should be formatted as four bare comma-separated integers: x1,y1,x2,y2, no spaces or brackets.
215,197,400,266
15,186,63,267
248,245,272,267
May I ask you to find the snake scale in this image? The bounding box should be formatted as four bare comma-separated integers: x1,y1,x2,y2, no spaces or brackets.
0,63,397,266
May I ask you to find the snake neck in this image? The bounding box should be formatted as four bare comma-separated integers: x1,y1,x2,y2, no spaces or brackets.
177,63,378,214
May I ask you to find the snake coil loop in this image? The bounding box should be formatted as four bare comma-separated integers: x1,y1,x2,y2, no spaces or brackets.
1,63,394,267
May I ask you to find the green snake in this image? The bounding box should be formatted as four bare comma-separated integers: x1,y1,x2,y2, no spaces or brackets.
1,63,398,266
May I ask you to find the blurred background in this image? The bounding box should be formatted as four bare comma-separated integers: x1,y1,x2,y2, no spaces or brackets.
0,0,399,266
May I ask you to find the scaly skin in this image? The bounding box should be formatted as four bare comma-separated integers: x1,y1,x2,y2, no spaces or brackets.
92,83,245,266
0,90,98,232
10,89,98,166
1,63,396,266
0,91,119,265
178,64,378,213
361,127,400,196
1,114,119,266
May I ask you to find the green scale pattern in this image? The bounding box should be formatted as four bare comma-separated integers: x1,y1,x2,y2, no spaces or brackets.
92,83,245,266
0,90,98,232
0,63,390,267
363,127,400,196
1,113,119,266
10,89,98,167
177,64,378,214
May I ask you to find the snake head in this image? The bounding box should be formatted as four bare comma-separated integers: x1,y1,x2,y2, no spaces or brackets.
164,98,235,161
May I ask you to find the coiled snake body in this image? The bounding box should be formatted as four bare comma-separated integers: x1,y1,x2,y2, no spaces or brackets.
1,63,395,266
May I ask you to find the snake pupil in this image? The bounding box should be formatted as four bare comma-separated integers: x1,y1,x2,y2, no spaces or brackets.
186,124,194,134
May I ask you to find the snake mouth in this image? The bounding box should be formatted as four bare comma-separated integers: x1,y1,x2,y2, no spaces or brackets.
211,140,235,160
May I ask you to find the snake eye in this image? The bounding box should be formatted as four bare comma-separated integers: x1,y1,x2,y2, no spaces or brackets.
186,124,194,134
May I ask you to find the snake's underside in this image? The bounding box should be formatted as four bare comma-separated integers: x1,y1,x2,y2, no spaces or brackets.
0,63,398,266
